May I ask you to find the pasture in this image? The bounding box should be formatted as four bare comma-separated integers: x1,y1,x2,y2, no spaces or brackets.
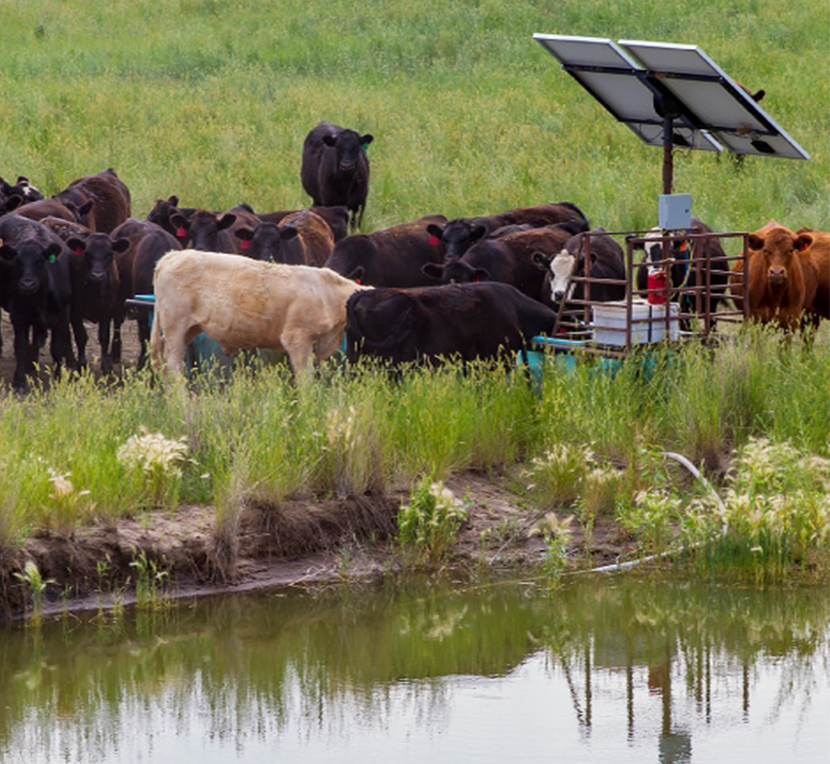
0,0,828,615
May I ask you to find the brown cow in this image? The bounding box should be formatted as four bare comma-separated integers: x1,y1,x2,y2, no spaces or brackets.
731,221,818,330
795,227,829,321
53,169,131,234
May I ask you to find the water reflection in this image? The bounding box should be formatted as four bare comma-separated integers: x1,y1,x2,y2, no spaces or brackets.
0,574,827,763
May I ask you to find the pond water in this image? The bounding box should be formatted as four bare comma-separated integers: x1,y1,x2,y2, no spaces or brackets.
0,573,827,764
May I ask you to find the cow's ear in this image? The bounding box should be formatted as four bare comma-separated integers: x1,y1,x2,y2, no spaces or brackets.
422,263,444,280
112,238,131,253
78,200,94,217
234,228,254,241
167,195,179,206
532,251,551,271
360,134,373,148
0,178,12,195
625,233,645,251
0,244,16,261
470,225,488,243
346,265,365,282
66,237,86,254
323,135,337,147
217,213,236,231
426,224,444,239
794,234,813,253
279,226,299,241
747,234,764,251
44,242,62,262
4,194,24,212
170,213,188,229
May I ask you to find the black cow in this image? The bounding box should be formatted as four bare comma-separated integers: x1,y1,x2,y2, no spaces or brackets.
0,215,75,392
65,233,131,373
301,120,373,231
426,202,589,261
532,227,627,312
345,282,558,366
0,176,44,204
53,168,131,234
634,217,730,325
233,209,334,266
109,219,182,368
169,209,240,254
422,224,575,302
325,215,447,287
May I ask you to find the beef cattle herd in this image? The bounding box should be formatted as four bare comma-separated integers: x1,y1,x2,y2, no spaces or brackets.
0,120,827,393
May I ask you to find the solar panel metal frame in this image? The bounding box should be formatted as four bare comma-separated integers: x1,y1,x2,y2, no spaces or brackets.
533,33,809,160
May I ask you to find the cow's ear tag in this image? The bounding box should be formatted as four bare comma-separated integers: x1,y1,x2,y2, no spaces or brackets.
75,248,84,256
240,240,251,250
361,142,370,151
798,241,810,253
176,227,186,238
49,254,56,263
355,278,362,285
429,236,440,247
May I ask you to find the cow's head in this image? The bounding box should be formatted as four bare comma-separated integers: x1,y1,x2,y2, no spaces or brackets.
171,210,236,251
234,222,300,263
67,233,128,284
323,129,373,173
748,228,812,289
0,240,63,294
427,220,488,261
0,176,44,203
533,248,579,307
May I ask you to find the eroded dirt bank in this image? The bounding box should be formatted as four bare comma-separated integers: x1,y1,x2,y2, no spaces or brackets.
0,471,634,621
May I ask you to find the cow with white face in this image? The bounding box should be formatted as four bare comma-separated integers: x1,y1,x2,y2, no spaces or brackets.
150,250,371,382
533,227,626,311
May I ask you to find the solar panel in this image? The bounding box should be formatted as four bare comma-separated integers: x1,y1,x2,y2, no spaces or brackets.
533,33,809,160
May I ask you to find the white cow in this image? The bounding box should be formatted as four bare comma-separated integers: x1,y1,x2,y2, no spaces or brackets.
149,249,371,381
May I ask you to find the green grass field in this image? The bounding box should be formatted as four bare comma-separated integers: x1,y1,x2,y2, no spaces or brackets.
0,0,827,586
0,0,826,231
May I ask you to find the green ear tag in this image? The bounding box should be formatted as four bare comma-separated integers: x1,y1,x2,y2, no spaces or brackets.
361,142,370,151
49,254,56,263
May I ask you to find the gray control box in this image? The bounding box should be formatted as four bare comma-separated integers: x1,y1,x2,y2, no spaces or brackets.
658,193,692,230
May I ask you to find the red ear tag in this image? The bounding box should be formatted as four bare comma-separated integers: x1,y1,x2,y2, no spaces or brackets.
798,242,809,253
429,236,440,247
355,278,362,285
240,240,251,250
473,277,481,283
176,227,186,238
75,248,84,256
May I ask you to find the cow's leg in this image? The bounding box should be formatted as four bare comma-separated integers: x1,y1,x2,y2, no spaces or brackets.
98,318,113,374
136,313,151,369
50,317,76,377
11,319,35,393
281,332,314,383
71,314,88,368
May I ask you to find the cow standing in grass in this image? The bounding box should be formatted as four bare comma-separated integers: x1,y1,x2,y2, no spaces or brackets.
730,221,818,331
150,250,371,381
301,121,373,231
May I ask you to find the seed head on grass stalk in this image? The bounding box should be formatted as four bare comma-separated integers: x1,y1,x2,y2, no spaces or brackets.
397,477,469,567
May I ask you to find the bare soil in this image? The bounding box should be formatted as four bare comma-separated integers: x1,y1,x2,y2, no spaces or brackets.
0,314,634,621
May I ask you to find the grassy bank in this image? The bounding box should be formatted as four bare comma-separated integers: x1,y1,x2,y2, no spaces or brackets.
1,326,828,588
